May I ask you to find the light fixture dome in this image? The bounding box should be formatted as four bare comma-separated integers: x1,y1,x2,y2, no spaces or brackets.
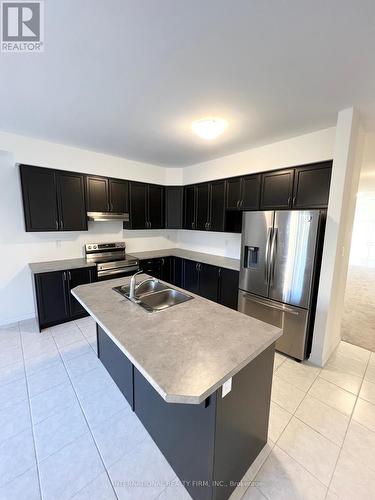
191,118,227,140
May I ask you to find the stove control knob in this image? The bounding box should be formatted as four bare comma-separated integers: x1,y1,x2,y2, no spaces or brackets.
87,245,92,250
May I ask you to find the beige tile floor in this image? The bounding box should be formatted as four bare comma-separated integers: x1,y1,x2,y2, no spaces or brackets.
0,318,374,499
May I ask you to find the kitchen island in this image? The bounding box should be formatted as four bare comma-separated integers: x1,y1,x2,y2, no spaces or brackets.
72,275,282,500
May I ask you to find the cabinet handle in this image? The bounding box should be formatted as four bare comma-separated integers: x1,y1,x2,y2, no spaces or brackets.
60,220,64,229
292,196,296,206
192,222,195,230
68,271,71,281
196,263,199,271
55,220,59,230
236,200,240,209
288,196,291,206
63,271,67,281
240,200,244,208
149,221,152,229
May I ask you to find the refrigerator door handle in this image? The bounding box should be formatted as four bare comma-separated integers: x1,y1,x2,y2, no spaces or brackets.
241,292,300,316
269,227,278,286
264,228,272,283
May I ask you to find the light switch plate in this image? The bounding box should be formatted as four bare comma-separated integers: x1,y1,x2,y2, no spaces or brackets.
222,378,232,398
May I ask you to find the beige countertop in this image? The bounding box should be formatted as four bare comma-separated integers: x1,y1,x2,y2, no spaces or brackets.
29,248,240,275
72,275,282,405
128,248,240,271
29,258,96,274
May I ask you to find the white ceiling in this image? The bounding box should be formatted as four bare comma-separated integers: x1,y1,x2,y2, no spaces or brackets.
1,0,375,167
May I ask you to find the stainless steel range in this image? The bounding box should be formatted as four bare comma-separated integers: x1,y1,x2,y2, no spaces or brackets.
85,242,139,280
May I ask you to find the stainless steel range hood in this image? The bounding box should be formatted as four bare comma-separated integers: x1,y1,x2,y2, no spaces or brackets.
87,212,129,222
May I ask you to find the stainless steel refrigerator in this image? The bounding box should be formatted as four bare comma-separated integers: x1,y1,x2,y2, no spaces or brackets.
238,210,322,360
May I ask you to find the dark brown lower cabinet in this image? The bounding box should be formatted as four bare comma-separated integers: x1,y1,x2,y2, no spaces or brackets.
140,256,239,310
218,268,239,310
34,267,95,330
97,325,134,409
96,323,275,500
199,264,220,302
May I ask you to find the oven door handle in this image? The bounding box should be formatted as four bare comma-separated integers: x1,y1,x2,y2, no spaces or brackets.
97,266,139,277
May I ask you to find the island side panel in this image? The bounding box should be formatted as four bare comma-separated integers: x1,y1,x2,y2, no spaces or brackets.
97,325,134,409
212,343,275,500
134,367,216,500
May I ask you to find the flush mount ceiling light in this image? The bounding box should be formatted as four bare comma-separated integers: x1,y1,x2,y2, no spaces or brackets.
191,118,227,140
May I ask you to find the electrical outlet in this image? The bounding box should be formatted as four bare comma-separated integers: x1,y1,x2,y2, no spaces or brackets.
222,378,232,398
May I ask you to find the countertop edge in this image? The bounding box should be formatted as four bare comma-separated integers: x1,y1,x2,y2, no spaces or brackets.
71,288,282,405
128,248,240,272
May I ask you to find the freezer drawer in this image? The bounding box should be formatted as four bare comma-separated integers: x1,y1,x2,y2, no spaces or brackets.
238,290,309,360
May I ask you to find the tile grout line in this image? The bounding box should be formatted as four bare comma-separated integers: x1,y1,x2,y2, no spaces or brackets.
50,329,120,500
269,378,332,493
322,349,372,500
18,321,44,500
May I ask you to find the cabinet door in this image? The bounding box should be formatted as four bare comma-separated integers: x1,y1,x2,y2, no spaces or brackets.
209,180,226,232
260,169,294,210
241,175,260,211
67,267,94,319
20,165,59,231
97,325,134,408
165,186,184,229
109,179,129,213
148,185,164,229
226,177,242,210
139,259,162,279
160,257,172,282
35,271,69,328
196,183,210,231
219,268,239,310
184,186,196,230
183,260,200,294
199,264,219,302
172,257,184,288
129,182,148,229
57,172,87,231
86,176,109,212
293,162,332,209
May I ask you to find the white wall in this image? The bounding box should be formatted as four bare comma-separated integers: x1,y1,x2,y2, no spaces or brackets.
310,109,365,366
0,131,167,184
0,127,337,325
182,127,335,184
174,127,336,262
0,134,180,325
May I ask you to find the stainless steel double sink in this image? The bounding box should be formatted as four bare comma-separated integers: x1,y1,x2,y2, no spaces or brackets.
113,279,193,312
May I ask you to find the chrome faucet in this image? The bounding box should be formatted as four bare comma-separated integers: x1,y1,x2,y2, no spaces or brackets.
129,270,143,301
128,270,157,301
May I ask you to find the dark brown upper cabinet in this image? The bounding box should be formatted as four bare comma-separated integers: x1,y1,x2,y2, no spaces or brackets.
184,185,197,230
292,162,332,209
196,183,210,231
226,175,260,211
109,178,129,213
148,184,164,229
165,186,184,229
86,176,109,212
208,180,226,231
260,169,294,210
86,175,128,213
20,165,87,232
57,172,87,231
184,180,226,232
125,181,164,230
